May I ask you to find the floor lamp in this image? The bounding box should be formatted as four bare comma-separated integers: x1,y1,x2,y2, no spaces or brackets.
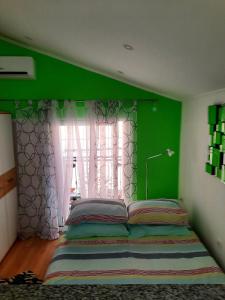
145,149,175,200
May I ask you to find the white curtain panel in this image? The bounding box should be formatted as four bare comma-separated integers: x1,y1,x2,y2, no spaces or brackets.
50,101,75,223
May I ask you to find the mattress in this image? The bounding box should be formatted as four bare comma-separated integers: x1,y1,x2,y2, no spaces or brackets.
44,230,225,284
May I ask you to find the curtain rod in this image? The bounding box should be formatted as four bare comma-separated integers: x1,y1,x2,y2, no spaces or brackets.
0,98,158,103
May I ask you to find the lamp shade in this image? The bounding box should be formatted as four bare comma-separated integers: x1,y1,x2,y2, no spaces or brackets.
166,149,175,157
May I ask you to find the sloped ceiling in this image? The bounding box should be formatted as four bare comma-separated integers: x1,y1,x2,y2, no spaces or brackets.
0,0,225,100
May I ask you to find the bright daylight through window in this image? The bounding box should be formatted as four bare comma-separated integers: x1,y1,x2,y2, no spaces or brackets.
60,121,124,199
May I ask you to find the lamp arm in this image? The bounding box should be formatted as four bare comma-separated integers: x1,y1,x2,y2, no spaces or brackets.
146,153,163,160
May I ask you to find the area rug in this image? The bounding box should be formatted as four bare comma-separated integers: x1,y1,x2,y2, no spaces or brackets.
0,271,43,284
0,285,225,300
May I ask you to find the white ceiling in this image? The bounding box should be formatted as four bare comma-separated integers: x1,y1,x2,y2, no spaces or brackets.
1,0,225,100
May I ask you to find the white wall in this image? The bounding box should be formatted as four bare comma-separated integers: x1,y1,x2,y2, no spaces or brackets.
180,88,225,270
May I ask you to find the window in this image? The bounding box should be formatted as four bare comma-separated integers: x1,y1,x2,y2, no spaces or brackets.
60,120,124,199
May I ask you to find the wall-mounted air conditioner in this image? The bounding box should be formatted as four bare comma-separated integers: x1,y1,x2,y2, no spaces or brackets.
0,56,35,79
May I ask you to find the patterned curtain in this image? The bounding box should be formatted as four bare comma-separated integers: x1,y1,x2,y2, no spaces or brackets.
14,101,59,240
93,101,137,202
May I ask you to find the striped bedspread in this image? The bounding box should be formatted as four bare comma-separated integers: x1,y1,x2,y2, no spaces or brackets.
45,231,225,284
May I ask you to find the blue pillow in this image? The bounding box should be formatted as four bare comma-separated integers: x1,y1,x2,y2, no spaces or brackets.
65,223,129,239
127,224,191,238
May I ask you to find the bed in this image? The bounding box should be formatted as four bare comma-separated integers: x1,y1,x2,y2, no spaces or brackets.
44,229,225,284
45,199,225,284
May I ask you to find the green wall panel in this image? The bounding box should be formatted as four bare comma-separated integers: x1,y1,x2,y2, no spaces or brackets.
206,104,225,183
0,38,182,200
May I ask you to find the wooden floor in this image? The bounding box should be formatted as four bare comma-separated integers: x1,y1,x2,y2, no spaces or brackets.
0,237,58,280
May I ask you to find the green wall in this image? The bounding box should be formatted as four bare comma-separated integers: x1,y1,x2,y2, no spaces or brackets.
0,38,182,200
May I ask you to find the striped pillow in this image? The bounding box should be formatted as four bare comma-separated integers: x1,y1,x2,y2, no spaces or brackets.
127,199,188,225
65,198,128,225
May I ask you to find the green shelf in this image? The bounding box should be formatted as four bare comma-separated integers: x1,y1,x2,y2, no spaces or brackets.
220,105,225,122
205,162,215,175
208,105,218,125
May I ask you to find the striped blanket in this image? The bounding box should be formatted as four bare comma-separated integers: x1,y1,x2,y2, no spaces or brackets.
45,231,225,284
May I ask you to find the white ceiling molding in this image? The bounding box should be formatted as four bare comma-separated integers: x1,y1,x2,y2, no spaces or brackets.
193,87,225,100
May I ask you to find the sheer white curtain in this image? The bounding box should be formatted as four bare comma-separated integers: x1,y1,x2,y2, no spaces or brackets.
74,101,121,199
51,101,76,223
51,100,137,222
72,101,137,203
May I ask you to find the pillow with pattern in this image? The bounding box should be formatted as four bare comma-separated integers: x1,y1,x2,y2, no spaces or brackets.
127,199,188,226
66,198,128,225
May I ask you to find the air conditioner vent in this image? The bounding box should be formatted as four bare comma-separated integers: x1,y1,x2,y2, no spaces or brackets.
0,57,35,79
